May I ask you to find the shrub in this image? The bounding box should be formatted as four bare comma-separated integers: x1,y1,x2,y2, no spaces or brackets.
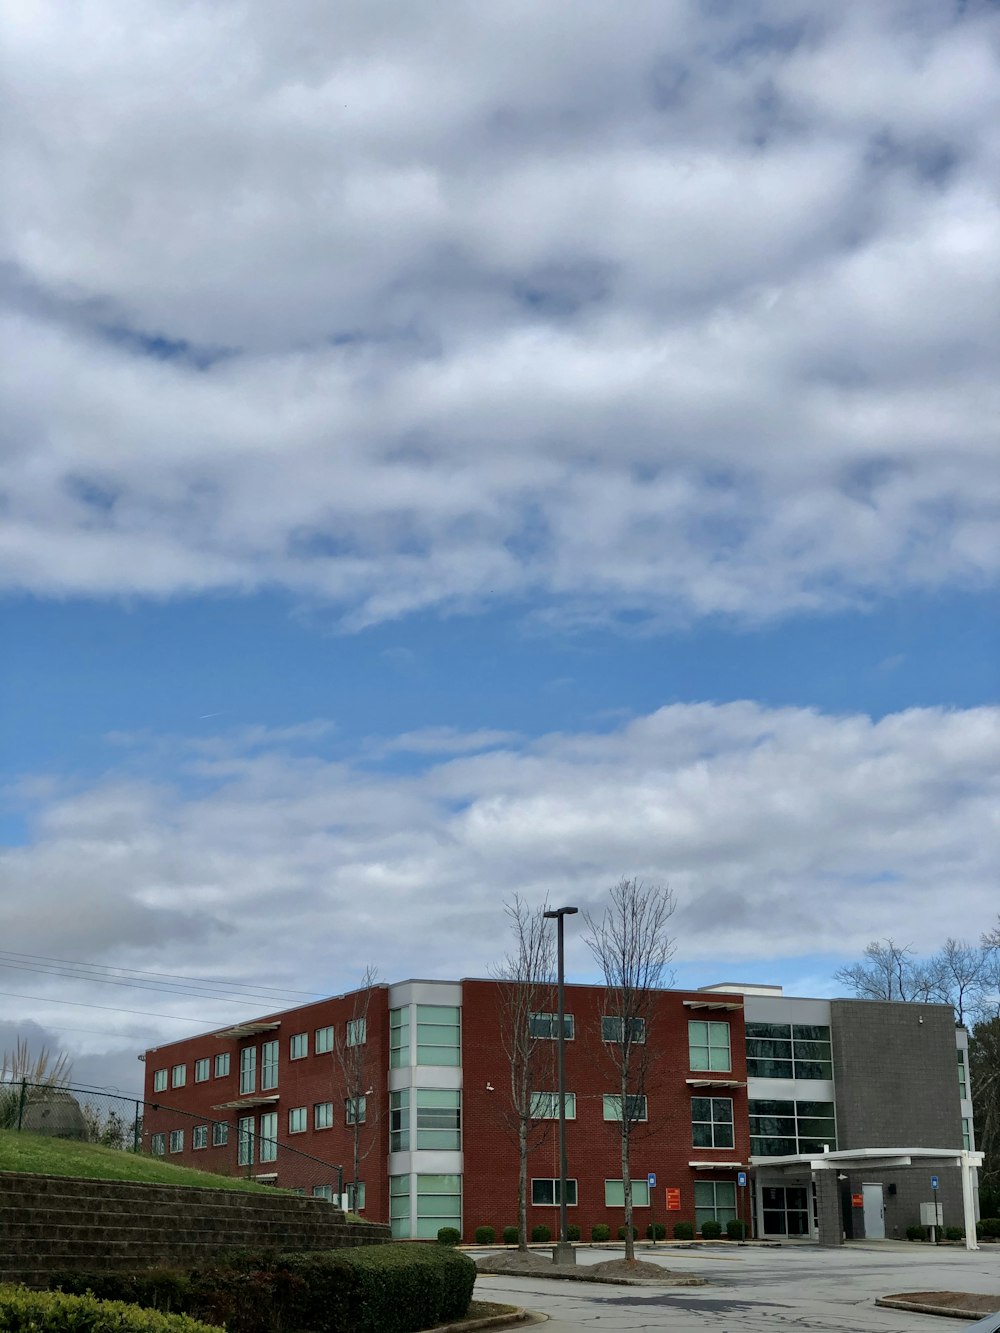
906,1224,927,1241
591,1224,611,1242
646,1222,666,1240
437,1227,460,1246
48,1246,477,1333
673,1222,694,1240
474,1225,495,1245
566,1224,581,1242
944,1227,964,1241
976,1218,1000,1240
502,1226,519,1245
0,1287,220,1333
616,1224,639,1240
530,1224,551,1243
700,1220,722,1239
726,1219,747,1241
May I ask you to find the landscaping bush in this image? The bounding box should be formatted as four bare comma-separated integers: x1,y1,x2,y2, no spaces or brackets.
673,1222,694,1240
726,1219,747,1241
436,1226,460,1245
976,1218,1000,1240
474,1225,495,1245
49,1246,477,1333
906,1224,927,1241
0,1286,220,1333
944,1227,964,1241
566,1224,581,1241
616,1224,639,1240
591,1224,611,1242
700,1220,722,1239
530,1224,551,1243
646,1222,666,1240
502,1226,519,1245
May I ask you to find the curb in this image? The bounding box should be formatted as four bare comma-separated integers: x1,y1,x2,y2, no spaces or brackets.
430,1308,536,1331
876,1298,1000,1321
476,1267,707,1287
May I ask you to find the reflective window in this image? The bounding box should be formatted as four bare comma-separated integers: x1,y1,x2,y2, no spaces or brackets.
695,1180,737,1230
261,1039,279,1090
528,1012,575,1040
347,1018,366,1047
691,1097,734,1149
416,1089,460,1149
390,1174,410,1238
214,1052,230,1078
346,1095,366,1125
290,1032,308,1060
416,1173,462,1240
601,1016,646,1044
745,1022,832,1079
688,1020,731,1072
390,1089,410,1151
315,1025,333,1055
288,1106,307,1134
416,1005,461,1066
314,1101,333,1130
259,1110,277,1163
529,1091,576,1120
605,1180,650,1207
169,1128,184,1153
192,1125,208,1149
194,1058,210,1083
389,1008,410,1068
153,1069,167,1093
212,1121,228,1147
749,1099,836,1155
171,1064,186,1089
151,1132,165,1155
239,1046,256,1095
531,1178,577,1206
603,1094,648,1122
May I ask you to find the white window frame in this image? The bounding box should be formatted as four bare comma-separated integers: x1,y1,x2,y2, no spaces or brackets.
603,1093,648,1122
347,1017,367,1047
313,1184,333,1201
529,1091,577,1120
169,1128,184,1153
314,1101,334,1130
151,1132,166,1156
528,1012,575,1040
531,1178,578,1207
346,1095,367,1125
601,1016,646,1044
691,1096,735,1149
237,1115,254,1166
192,1125,208,1150
239,1045,256,1095
288,1106,307,1134
212,1121,229,1147
290,1032,308,1060
688,1019,732,1073
153,1069,167,1093
315,1025,333,1055
259,1110,278,1163
194,1058,211,1083
171,1064,186,1089
261,1038,279,1091
347,1181,366,1211
214,1052,230,1078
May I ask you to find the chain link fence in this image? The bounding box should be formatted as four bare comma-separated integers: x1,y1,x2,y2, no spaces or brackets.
2,1080,352,1205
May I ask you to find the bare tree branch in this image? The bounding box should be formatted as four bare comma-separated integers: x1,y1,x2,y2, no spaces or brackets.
331,964,383,1208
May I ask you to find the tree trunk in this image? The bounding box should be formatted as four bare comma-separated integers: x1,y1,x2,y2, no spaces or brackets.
622,1120,634,1263
518,1115,529,1250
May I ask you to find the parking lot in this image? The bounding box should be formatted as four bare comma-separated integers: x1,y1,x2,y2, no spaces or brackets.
472,1241,1000,1331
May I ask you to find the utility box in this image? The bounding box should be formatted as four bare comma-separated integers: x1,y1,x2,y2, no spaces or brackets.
920,1202,944,1227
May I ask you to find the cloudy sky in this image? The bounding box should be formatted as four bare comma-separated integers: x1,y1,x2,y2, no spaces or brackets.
2,0,999,1096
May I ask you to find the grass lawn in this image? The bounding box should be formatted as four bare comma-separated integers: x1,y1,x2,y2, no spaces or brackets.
0,1129,294,1193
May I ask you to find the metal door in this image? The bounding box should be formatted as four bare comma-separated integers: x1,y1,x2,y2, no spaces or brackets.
862,1183,885,1239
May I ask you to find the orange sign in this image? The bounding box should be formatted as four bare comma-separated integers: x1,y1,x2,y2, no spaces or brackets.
851,1193,864,1209
666,1187,681,1211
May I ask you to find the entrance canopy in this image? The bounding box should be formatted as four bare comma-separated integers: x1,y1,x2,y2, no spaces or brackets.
751,1148,984,1250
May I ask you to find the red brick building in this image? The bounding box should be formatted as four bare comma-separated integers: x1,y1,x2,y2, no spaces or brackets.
142,976,751,1241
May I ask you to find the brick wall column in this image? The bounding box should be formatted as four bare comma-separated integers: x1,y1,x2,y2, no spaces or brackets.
815,1170,844,1246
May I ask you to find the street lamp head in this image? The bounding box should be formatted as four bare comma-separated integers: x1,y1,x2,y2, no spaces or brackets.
544,906,579,919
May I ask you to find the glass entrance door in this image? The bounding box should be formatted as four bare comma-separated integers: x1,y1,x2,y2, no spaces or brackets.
762,1185,810,1236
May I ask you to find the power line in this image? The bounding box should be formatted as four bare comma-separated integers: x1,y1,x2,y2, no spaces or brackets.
0,989,216,1024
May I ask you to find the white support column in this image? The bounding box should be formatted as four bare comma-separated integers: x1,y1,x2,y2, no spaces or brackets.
960,1152,979,1252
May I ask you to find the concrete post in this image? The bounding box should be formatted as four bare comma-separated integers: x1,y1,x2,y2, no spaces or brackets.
814,1171,844,1247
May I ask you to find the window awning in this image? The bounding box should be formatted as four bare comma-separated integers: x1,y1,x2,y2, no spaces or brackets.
688,1161,748,1170
215,1021,281,1040
683,1000,743,1011
212,1095,280,1110
686,1078,746,1088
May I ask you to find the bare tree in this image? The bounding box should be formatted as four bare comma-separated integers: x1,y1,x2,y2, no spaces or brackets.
583,878,676,1264
837,936,1000,1025
927,938,995,1027
331,965,384,1211
834,938,936,1004
490,896,557,1251
970,1017,1000,1188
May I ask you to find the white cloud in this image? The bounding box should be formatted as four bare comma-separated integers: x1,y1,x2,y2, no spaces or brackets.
1,1,998,625
2,702,997,1065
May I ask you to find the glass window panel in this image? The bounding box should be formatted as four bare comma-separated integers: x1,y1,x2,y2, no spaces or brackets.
746,1022,791,1039
314,1026,333,1055
795,1101,835,1118
793,1060,832,1080
792,1025,830,1042
749,1100,794,1116
747,1057,794,1078
389,1008,410,1068
751,1136,796,1156
214,1052,229,1078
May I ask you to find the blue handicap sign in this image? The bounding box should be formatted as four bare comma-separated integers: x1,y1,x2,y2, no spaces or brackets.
931,1175,939,1190
647,1172,656,1188
737,1171,748,1188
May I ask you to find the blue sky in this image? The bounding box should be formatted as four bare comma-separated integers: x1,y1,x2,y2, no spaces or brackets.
2,0,999,1095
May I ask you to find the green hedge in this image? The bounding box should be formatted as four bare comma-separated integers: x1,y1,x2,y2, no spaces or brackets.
502,1226,518,1245
591,1224,611,1242
700,1220,722,1239
50,1246,476,1333
673,1222,694,1240
0,1286,220,1333
977,1218,1000,1240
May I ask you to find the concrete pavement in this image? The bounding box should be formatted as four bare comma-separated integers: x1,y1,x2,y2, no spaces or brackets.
471,1241,1000,1331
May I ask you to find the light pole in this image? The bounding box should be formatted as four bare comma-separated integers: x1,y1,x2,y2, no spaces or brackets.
544,905,578,1265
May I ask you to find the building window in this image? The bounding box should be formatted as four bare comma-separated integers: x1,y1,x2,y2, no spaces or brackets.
171,1064,186,1089
528,1012,574,1040
153,1069,167,1093
390,1089,410,1151
745,1023,832,1080
261,1039,279,1090
530,1092,577,1120
290,1032,308,1060
389,1174,410,1238
215,1052,230,1078
346,1096,367,1125
259,1111,277,1163
192,1125,208,1150
601,1016,646,1044
212,1121,228,1147
963,1117,972,1150
605,1180,650,1207
691,1097,734,1149
416,1005,461,1066
695,1180,737,1230
347,1018,366,1047
151,1132,165,1156
416,1174,462,1239
237,1115,254,1166
958,1049,968,1100
689,1020,732,1072
389,1007,410,1068
416,1089,460,1150
313,1184,333,1201
288,1106,307,1134
531,1178,577,1207
169,1129,184,1153
347,1181,366,1211
239,1046,256,1095
194,1058,210,1083
603,1094,648,1122
314,1101,334,1130
315,1025,333,1055
748,1099,836,1156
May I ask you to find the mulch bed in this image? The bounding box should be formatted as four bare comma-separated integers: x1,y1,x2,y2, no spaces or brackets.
475,1251,705,1285
884,1292,1000,1315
